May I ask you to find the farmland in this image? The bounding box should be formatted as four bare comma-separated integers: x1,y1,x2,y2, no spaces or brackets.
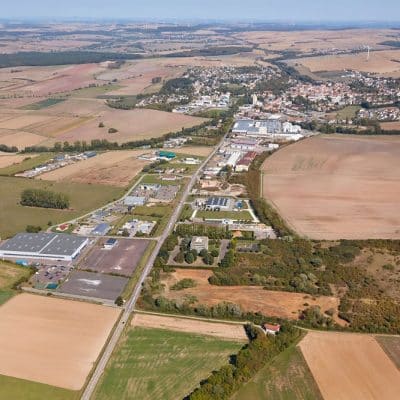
38,150,149,187
0,294,120,390
376,336,400,369
291,50,400,77
132,312,248,341
233,343,322,400
0,261,32,305
0,176,123,238
93,327,242,400
262,135,400,239
0,153,52,175
299,331,400,400
161,269,340,320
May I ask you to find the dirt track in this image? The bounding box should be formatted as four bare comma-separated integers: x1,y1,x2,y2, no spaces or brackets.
132,313,248,341
262,135,400,239
0,294,120,390
300,331,400,400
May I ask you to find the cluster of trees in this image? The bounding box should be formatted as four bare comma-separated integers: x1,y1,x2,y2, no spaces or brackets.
171,278,197,291
160,77,194,95
21,188,69,209
0,144,18,153
188,323,301,400
165,46,253,58
175,224,232,239
0,51,142,68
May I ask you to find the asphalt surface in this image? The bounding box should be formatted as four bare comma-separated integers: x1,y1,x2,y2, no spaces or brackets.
81,137,225,400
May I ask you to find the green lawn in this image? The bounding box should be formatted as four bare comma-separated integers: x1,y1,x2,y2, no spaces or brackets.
335,105,361,120
197,210,253,221
0,153,55,176
20,98,65,110
0,176,124,238
0,261,33,305
232,345,322,400
94,327,242,400
0,375,78,400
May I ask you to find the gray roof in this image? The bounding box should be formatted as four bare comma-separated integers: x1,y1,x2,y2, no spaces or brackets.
0,233,88,257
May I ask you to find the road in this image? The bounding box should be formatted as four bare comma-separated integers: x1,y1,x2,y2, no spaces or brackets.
81,136,226,400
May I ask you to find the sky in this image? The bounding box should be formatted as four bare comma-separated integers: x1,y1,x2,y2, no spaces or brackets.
1,0,399,22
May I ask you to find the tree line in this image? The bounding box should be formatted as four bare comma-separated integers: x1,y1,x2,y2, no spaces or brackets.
21,188,70,209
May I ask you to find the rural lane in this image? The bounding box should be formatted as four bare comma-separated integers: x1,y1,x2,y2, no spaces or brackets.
81,136,226,400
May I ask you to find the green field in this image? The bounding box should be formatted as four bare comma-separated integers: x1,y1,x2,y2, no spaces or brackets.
94,327,242,400
20,98,65,110
70,84,121,98
232,345,322,400
196,210,253,221
0,176,124,238
0,261,33,305
335,105,361,120
0,375,78,400
0,153,55,176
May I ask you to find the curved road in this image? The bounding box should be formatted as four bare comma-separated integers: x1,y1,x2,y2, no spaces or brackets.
81,136,226,400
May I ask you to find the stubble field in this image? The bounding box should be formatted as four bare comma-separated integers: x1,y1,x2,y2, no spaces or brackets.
0,294,120,390
262,135,400,239
300,331,400,400
38,150,149,187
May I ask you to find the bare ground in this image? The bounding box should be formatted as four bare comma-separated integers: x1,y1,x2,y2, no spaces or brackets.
262,135,400,239
132,312,248,341
300,331,400,400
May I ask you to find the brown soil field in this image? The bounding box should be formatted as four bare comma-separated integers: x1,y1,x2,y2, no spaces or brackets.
162,269,340,321
21,64,103,96
38,150,148,187
236,29,395,53
380,121,400,131
0,114,53,130
262,135,400,240
46,108,206,145
0,293,120,390
132,313,248,341
300,331,400,400
0,131,45,149
26,115,92,137
44,98,108,117
293,50,400,76
0,153,34,168
173,146,213,157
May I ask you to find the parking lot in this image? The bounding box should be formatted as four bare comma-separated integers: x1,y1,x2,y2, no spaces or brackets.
80,238,151,276
58,270,128,301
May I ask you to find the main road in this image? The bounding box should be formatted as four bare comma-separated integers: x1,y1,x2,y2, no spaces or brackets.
81,135,226,400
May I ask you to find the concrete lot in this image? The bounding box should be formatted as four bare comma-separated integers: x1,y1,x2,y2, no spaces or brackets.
80,238,151,276
58,270,128,301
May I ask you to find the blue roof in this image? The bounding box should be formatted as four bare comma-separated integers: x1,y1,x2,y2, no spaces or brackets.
92,223,110,235
105,238,117,245
206,197,229,207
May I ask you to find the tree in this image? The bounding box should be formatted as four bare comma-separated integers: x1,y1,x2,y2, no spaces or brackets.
115,296,124,306
185,252,195,264
108,127,118,134
26,225,42,233
98,122,105,128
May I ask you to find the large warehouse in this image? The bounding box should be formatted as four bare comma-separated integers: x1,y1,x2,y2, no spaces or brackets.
0,233,89,261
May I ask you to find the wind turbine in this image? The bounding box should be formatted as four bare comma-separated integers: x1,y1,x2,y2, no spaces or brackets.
365,45,371,61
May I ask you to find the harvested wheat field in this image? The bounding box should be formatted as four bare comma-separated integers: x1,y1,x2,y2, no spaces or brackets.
294,50,400,76
132,313,248,341
0,153,33,168
38,150,148,187
300,331,400,400
262,135,400,240
163,269,340,321
381,121,400,131
49,108,206,144
0,293,120,390
173,146,213,157
0,131,46,149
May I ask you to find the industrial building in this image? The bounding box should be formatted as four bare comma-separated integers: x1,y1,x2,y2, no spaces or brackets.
205,196,231,211
0,233,89,262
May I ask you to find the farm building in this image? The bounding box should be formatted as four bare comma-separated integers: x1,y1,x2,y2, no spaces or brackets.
190,236,209,252
0,233,88,262
263,323,281,335
157,150,176,160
